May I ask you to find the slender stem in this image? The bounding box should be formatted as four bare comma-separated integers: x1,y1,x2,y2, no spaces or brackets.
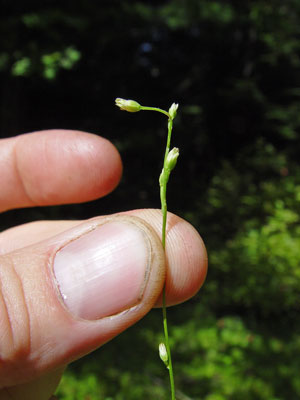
141,106,177,399
164,119,173,163
116,99,177,400
163,286,176,400
140,106,170,118
160,116,176,400
160,184,167,249
161,118,173,249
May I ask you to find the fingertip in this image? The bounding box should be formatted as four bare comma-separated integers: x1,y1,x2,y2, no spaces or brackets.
0,130,123,210
163,215,208,306
18,130,123,203
86,133,123,197
125,209,208,307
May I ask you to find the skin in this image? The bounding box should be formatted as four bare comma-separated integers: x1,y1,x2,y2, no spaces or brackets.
0,130,207,400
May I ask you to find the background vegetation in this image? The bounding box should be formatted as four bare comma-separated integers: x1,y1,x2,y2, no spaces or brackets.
1,0,300,398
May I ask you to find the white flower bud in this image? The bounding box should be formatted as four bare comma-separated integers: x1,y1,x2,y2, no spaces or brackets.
168,103,179,119
115,98,141,112
166,147,179,172
159,342,169,366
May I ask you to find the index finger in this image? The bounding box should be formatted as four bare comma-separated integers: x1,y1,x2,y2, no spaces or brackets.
0,130,122,212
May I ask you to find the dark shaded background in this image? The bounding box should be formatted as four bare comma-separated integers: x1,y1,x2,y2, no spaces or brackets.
1,1,300,399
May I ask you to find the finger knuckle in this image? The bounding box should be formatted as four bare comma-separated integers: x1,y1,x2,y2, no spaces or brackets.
0,254,31,385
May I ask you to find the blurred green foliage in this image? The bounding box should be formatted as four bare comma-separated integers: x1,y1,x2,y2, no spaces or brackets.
1,0,300,398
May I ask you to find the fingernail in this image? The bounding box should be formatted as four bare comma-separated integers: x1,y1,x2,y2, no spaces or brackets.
53,221,151,320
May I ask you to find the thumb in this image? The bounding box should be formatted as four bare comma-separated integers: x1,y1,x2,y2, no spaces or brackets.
0,215,165,388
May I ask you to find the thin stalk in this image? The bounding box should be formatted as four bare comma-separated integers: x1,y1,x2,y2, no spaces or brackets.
140,106,170,118
160,116,176,400
163,277,176,400
115,98,179,400
144,109,176,400
164,119,173,163
160,183,167,249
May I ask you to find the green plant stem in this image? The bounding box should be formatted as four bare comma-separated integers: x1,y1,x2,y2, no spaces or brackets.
140,106,170,118
116,99,177,400
160,119,172,238
162,286,176,400
161,116,176,400
143,106,176,399
160,182,167,249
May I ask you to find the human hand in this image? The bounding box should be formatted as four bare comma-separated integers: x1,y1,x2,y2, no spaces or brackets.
0,130,207,400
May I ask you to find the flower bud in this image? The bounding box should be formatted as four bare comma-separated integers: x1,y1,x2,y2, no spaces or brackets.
115,98,141,112
159,342,169,366
165,147,179,172
168,103,179,119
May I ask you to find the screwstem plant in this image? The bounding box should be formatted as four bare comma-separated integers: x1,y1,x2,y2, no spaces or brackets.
115,98,179,400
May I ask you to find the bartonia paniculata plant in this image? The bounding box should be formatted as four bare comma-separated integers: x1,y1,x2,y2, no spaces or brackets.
115,98,179,400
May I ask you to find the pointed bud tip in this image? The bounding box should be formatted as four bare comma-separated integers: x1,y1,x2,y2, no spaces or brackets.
168,103,179,119
115,98,141,112
159,343,169,365
166,147,179,172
